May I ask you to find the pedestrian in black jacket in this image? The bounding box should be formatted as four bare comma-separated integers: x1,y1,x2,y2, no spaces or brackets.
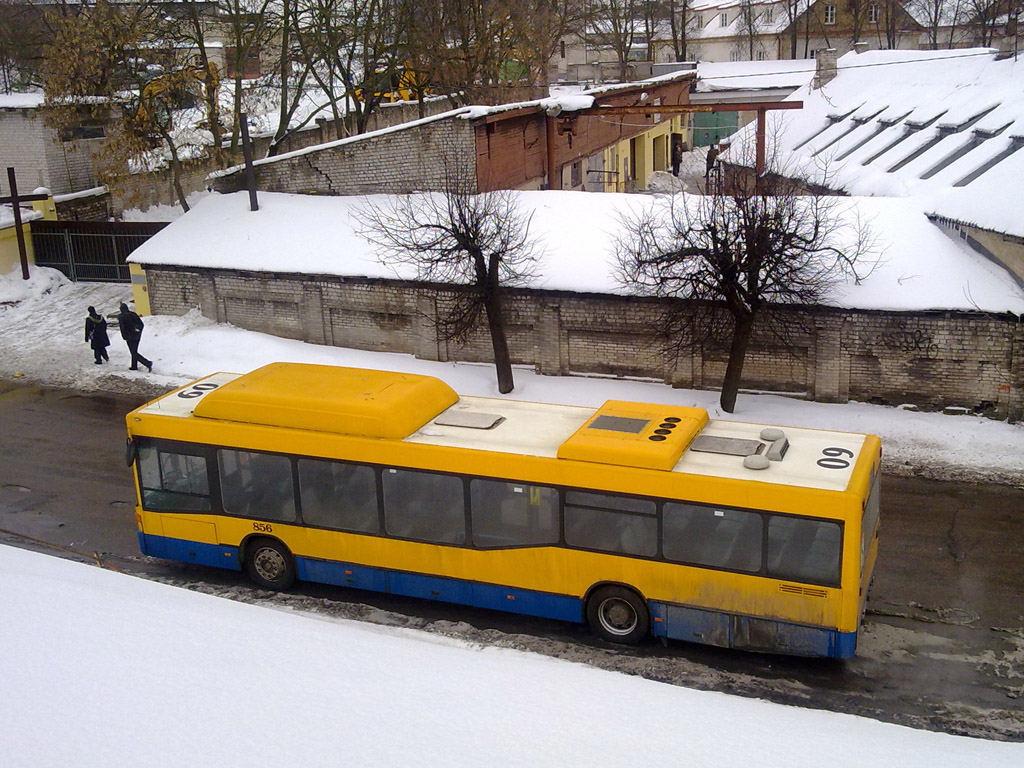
84,306,110,365
116,302,153,372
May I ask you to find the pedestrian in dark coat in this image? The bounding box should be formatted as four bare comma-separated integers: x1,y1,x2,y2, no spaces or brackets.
84,306,110,364
116,302,153,372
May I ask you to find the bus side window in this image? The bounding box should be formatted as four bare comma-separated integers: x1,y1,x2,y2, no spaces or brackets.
298,459,379,534
382,468,464,545
662,503,762,572
217,449,296,523
563,491,657,557
469,479,559,548
138,444,211,511
766,516,842,586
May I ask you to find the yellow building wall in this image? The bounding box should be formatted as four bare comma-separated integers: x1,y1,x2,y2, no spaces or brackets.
0,223,34,276
602,117,682,193
130,262,151,316
0,195,58,277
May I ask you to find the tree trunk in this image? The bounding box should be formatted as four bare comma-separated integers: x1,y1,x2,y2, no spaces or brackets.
719,312,755,413
484,288,514,394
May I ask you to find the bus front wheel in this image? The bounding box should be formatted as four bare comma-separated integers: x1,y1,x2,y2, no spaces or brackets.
245,538,296,591
586,586,649,645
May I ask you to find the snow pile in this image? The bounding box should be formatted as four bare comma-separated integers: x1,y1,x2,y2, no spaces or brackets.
2,544,1022,767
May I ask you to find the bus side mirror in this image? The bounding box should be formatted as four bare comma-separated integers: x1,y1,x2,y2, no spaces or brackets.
125,438,138,467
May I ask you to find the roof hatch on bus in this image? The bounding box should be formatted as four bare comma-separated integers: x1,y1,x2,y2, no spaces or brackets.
556,400,707,470
191,362,458,439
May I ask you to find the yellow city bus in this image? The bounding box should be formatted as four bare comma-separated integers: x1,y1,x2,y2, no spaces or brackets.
125,362,882,657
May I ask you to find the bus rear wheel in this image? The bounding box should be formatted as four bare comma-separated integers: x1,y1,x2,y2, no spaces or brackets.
586,586,649,645
245,538,296,591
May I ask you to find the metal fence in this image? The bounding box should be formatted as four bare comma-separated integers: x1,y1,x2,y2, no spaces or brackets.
30,220,168,282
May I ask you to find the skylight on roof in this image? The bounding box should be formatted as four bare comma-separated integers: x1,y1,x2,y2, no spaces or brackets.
920,123,1011,180
953,137,1024,188
862,111,946,167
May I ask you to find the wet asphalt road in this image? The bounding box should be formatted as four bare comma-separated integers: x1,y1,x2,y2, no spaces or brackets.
1,381,1022,739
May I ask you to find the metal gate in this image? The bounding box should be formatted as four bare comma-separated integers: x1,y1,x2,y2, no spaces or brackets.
30,220,168,282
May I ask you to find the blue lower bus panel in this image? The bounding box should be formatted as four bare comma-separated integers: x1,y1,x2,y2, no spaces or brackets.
650,601,857,658
295,556,582,625
139,532,240,571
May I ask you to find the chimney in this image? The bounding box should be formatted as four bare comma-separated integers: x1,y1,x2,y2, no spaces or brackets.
814,48,838,90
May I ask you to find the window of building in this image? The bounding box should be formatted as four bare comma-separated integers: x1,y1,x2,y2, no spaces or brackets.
382,468,464,544
720,12,729,26
767,515,842,585
764,8,774,23
695,13,704,27
470,479,559,547
138,444,211,511
218,449,296,521
663,503,763,572
298,459,378,533
560,39,566,59
571,160,582,188
756,50,767,61
823,4,836,24
868,3,879,23
564,491,657,557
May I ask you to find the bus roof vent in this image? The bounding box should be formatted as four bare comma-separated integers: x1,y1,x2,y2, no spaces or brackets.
434,411,506,430
557,400,708,471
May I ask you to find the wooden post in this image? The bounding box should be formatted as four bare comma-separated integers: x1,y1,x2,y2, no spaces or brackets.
545,114,559,191
2,167,50,280
755,107,767,178
240,114,259,212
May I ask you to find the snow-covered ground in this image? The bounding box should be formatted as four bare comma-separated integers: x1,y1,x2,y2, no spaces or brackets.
3,539,1023,766
3,264,1024,763
2,264,1022,486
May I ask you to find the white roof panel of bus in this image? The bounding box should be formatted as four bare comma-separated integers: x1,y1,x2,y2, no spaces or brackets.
138,374,867,492
407,396,865,492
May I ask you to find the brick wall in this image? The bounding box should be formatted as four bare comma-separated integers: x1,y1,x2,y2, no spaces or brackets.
211,115,479,196
143,267,1024,420
54,190,114,221
0,109,101,196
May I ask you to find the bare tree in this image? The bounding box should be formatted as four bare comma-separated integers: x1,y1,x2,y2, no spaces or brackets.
589,0,641,80
0,0,49,91
666,0,690,61
615,142,876,413
356,154,541,393
736,0,762,60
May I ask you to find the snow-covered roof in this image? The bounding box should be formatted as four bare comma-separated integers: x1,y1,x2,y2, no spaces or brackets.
686,0,805,40
695,59,816,92
729,48,1024,238
0,205,42,229
128,190,1024,315
0,92,45,110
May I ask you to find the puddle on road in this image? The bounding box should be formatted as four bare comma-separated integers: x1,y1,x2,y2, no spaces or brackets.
858,621,957,661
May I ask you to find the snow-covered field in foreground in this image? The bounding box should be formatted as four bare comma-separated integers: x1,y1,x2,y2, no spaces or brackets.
1,545,1021,767
2,266,1022,485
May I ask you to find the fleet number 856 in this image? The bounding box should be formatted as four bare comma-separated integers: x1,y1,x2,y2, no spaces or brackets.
252,522,274,533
